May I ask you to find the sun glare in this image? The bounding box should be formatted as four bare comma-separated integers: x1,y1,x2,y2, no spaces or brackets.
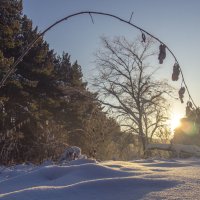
170,114,181,131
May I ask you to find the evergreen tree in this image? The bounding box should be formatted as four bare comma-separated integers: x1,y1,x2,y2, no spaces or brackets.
0,0,25,164
0,0,61,164
0,0,123,164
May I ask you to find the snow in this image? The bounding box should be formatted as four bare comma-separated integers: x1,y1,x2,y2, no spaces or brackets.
147,143,200,157
1,158,200,199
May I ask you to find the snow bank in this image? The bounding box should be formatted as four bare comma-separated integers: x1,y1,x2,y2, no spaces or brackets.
1,158,200,200
147,143,200,157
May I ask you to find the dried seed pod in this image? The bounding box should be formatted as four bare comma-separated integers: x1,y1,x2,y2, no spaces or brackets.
186,101,193,116
142,33,146,42
178,87,185,103
187,101,193,108
158,44,166,64
172,63,180,81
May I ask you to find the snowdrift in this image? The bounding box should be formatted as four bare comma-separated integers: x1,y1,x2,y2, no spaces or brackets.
1,158,200,200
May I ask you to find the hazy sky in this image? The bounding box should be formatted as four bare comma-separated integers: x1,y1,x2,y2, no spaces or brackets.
23,0,200,117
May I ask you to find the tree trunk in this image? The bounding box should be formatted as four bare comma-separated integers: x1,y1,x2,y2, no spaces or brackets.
138,121,146,156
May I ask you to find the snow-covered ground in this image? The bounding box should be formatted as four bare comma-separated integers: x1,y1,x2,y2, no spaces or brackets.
0,158,200,200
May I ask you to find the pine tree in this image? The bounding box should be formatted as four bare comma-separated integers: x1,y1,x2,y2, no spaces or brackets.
0,0,59,164
0,1,123,164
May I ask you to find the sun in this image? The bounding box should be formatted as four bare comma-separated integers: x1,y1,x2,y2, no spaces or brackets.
170,114,182,131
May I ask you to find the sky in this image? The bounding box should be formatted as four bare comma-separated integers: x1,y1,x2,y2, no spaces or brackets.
23,0,200,118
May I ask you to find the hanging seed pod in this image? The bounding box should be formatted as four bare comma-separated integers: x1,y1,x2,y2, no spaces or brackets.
186,101,193,116
158,44,166,64
172,63,180,81
178,87,185,103
187,101,193,108
142,33,146,42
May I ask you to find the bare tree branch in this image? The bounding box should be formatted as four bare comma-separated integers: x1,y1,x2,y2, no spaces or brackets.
93,36,171,153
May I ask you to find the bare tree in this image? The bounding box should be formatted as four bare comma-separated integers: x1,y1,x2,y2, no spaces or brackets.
93,36,172,154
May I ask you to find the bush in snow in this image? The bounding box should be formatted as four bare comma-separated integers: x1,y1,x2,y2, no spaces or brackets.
58,146,82,163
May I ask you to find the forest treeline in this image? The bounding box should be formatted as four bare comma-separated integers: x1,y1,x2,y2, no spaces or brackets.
0,0,142,164
1,1,200,165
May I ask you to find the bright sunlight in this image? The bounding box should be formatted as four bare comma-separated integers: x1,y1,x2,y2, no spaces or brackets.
170,113,182,131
